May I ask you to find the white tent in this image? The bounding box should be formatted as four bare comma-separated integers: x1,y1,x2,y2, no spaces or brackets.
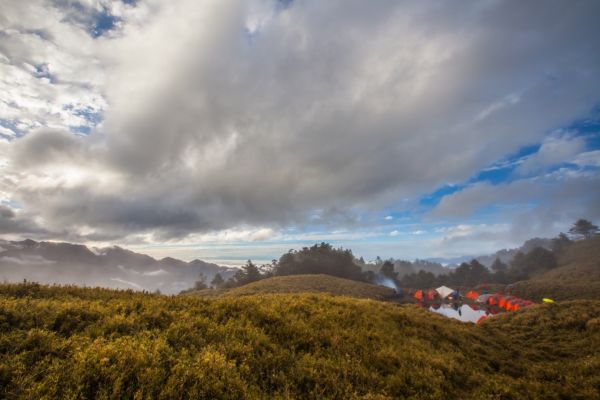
435,286,455,298
476,294,494,304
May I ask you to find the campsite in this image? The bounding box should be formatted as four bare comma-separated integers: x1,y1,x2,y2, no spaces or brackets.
410,285,537,323
2,0,600,398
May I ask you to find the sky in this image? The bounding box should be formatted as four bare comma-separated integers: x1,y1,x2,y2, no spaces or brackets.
1,0,599,265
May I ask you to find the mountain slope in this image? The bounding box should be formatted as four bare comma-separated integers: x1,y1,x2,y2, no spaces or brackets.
0,282,598,399
0,239,234,294
510,236,600,300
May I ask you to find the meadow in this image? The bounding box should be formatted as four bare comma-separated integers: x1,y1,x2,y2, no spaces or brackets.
0,282,599,399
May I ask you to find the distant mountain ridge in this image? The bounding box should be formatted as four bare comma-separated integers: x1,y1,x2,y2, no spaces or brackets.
0,239,235,294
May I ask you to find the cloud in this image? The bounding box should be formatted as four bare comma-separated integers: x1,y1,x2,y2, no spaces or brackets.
142,269,168,277
572,150,600,167
517,132,586,175
0,0,108,135
0,203,49,237
430,170,600,244
110,277,143,290
0,205,15,219
187,227,276,243
1,254,55,265
434,224,507,242
1,0,600,243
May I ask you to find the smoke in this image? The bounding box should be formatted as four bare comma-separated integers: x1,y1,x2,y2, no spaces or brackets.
375,276,398,291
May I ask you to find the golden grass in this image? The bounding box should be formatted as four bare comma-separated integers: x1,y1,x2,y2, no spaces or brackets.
188,274,396,300
0,282,599,399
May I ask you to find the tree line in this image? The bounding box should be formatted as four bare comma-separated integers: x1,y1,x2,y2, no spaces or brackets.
394,218,598,289
190,219,598,291
191,243,365,291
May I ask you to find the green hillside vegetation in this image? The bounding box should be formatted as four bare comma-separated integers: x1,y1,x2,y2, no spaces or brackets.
1,282,599,399
188,274,395,300
511,236,600,300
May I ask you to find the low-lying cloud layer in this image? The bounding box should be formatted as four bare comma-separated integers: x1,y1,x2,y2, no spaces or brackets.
1,0,599,254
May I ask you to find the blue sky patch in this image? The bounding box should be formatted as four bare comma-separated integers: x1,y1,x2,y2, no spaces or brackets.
69,108,103,135
419,184,463,208
91,10,118,38
0,119,22,139
33,63,58,84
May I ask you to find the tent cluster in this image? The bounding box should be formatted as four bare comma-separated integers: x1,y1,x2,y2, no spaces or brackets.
415,287,536,313
414,286,459,301
471,292,535,311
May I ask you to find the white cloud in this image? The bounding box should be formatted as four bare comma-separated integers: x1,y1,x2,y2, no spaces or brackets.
0,0,108,134
430,171,600,245
0,254,55,265
517,132,586,175
572,150,600,167
185,227,276,243
110,277,143,290
142,269,168,277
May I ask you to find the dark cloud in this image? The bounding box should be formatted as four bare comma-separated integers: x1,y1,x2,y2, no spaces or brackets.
0,205,15,219
0,208,49,236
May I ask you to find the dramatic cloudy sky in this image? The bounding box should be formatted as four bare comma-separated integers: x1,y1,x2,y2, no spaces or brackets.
1,0,599,264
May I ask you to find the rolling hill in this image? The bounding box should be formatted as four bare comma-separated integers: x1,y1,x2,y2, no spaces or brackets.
0,282,598,399
188,274,397,299
510,236,600,300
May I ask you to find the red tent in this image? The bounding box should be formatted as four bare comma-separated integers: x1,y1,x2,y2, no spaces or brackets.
426,289,438,300
414,290,424,301
466,290,479,300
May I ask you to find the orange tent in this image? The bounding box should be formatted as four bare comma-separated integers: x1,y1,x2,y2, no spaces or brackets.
507,300,519,311
498,296,507,309
414,290,424,301
506,300,514,311
466,290,479,300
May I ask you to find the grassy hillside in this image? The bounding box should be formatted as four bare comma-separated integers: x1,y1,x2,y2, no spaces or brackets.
1,282,599,399
511,236,600,300
188,274,396,300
